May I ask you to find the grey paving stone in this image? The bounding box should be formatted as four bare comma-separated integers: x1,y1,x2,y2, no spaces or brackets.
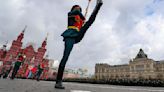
0,79,164,92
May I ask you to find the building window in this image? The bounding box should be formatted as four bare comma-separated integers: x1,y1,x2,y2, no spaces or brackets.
135,65,144,71
146,64,150,68
131,66,134,72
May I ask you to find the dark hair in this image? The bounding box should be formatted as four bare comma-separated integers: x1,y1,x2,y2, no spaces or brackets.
71,5,82,12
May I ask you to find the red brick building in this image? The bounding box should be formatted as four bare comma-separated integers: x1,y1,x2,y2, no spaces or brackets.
0,27,50,79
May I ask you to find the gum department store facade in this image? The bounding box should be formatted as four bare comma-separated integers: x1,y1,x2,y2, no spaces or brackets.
95,49,164,80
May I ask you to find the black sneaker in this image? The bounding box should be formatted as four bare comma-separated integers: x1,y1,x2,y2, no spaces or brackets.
54,83,65,89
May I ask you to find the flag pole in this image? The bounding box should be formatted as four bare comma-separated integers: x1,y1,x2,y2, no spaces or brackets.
84,0,92,18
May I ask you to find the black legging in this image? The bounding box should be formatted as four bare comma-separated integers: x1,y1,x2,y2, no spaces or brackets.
11,65,20,79
56,38,75,82
35,69,43,81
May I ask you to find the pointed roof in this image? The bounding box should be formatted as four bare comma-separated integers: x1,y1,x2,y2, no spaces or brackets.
27,45,35,52
135,48,148,59
22,25,27,33
45,32,49,41
23,44,36,57
17,26,27,42
24,42,37,52
41,33,49,48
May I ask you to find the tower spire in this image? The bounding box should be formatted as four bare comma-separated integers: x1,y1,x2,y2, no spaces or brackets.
45,32,49,41
17,26,26,42
22,25,27,33
41,33,49,48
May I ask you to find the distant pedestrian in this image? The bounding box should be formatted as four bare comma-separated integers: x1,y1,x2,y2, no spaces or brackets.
10,53,25,79
27,66,36,79
35,62,44,81
3,65,12,79
0,66,5,78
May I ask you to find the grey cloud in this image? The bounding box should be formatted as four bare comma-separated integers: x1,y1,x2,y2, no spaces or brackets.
1,0,164,74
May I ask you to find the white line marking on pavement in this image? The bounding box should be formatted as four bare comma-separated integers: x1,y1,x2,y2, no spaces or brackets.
71,90,91,92
65,83,164,92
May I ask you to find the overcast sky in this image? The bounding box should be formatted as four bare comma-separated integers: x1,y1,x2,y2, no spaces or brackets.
0,0,164,74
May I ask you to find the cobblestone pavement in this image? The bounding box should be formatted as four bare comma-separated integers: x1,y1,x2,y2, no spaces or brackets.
0,79,164,92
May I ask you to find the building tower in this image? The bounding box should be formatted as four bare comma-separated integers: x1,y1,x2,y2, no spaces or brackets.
5,26,27,62
34,34,48,65
135,48,148,59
